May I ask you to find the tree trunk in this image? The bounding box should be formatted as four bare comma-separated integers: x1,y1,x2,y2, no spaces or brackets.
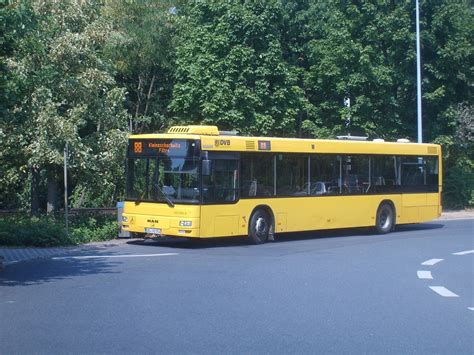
31,167,40,216
143,73,156,117
47,171,58,214
135,75,143,119
297,111,303,137
76,189,85,209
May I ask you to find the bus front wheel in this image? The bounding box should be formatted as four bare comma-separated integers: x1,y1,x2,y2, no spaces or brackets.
375,202,395,234
248,209,272,244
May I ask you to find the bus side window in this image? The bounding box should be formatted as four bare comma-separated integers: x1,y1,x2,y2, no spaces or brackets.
203,159,239,203
240,154,274,197
341,155,369,194
310,155,340,195
401,156,425,186
425,157,439,191
276,154,308,196
371,155,397,193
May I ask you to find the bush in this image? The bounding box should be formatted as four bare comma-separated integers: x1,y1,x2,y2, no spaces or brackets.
443,159,474,209
70,216,118,244
0,214,118,247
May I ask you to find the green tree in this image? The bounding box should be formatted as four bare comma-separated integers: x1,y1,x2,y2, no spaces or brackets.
1,0,130,213
301,2,417,138
170,0,308,135
0,1,38,210
421,0,473,141
300,1,472,142
103,0,180,133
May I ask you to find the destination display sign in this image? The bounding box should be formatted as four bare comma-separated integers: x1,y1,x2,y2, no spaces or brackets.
128,139,199,158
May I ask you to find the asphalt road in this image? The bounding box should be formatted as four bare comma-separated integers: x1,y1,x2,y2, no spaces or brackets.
1,219,473,354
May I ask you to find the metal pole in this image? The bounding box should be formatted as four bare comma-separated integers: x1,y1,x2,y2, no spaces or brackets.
416,0,422,143
344,97,351,136
64,143,69,237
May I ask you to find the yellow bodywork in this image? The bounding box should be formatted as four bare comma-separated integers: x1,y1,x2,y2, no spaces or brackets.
123,193,440,238
123,126,442,238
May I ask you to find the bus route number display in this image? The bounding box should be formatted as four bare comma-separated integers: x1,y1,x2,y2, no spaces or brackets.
129,139,198,157
147,142,181,154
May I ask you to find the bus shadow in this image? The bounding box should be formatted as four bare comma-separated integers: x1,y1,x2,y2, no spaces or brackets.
127,222,444,249
1,258,120,287
128,236,248,249
275,222,444,243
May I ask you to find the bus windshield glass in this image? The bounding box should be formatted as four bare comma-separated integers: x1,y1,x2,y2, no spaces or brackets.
126,139,200,204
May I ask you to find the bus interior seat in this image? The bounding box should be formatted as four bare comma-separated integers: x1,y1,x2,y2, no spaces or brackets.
375,176,385,185
311,181,327,195
248,179,257,197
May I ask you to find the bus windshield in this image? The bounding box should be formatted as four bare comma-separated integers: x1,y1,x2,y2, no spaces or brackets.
126,139,200,204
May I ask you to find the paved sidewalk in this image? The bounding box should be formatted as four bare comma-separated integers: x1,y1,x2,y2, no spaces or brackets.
437,209,474,220
0,239,133,270
1,210,472,270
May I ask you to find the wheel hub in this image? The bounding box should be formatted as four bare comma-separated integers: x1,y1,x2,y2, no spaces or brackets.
255,217,267,235
380,209,390,229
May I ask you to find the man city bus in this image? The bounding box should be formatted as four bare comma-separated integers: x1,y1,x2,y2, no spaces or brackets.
122,126,441,244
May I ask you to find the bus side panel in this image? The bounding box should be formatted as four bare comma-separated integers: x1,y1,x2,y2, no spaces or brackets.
272,195,404,232
200,203,253,237
278,194,402,232
420,193,441,222
200,191,439,238
200,195,405,238
279,196,374,232
396,193,440,224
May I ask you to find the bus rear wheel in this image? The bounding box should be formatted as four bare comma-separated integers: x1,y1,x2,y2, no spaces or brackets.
248,209,272,244
375,202,395,234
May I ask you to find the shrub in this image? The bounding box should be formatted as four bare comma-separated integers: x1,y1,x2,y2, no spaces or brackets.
443,158,474,209
70,217,118,244
0,216,64,247
0,214,118,247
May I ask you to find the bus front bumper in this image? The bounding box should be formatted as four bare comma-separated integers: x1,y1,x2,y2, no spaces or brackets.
121,211,200,238
122,222,200,238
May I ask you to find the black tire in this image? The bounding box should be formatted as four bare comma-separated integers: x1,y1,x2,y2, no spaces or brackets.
375,202,395,234
248,209,272,244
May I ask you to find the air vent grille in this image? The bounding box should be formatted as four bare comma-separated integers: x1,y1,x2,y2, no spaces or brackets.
167,125,219,135
168,127,190,133
246,141,255,150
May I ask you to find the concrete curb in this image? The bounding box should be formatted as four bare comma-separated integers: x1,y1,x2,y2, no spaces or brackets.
436,217,474,221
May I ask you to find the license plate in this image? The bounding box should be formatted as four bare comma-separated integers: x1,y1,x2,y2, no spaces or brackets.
145,228,162,234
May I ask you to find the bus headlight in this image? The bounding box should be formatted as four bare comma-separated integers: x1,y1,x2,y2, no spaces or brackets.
179,221,192,227
122,216,129,222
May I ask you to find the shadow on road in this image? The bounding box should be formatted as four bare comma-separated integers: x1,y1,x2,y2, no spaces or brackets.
127,222,445,249
0,258,120,287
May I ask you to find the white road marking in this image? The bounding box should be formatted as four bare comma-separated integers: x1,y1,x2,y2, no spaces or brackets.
468,307,474,311
429,286,459,298
417,271,433,279
421,258,443,266
452,250,474,256
52,253,178,260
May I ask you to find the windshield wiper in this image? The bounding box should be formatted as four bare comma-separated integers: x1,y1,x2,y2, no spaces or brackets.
153,183,175,208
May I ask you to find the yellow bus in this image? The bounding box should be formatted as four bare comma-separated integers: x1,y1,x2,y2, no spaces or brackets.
122,125,442,244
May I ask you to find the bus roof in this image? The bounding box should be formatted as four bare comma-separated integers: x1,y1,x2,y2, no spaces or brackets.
129,126,440,156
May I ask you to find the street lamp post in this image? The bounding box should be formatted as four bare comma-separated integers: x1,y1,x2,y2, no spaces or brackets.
64,143,69,237
416,0,422,143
